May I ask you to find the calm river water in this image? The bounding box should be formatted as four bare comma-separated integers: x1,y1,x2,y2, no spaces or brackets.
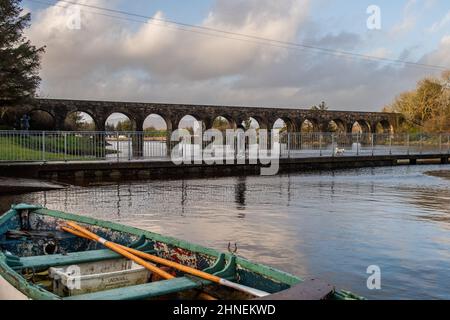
1,165,450,299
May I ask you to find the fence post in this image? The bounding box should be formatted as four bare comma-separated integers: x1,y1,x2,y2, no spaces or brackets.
167,130,172,158
234,134,238,161
420,133,423,155
116,132,119,162
41,131,46,162
192,135,195,164
64,132,67,162
287,133,291,159
319,134,323,157
332,133,335,157
448,135,450,155
128,133,132,161
100,132,105,160
371,133,374,156
356,134,360,156
439,134,442,154
389,135,392,155
407,134,410,155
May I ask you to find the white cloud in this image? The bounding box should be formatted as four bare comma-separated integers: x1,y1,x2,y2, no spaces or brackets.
421,35,450,67
29,0,309,87
389,0,417,37
25,0,449,112
367,48,392,59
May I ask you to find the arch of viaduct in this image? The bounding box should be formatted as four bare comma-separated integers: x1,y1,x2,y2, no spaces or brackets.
17,98,403,134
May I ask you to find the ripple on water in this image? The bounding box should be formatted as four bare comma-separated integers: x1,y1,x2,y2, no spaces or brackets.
1,164,450,299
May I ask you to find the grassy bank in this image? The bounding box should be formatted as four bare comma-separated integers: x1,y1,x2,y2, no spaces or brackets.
0,136,103,161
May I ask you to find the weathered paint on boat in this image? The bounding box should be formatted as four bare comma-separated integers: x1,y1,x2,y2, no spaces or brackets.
0,204,362,300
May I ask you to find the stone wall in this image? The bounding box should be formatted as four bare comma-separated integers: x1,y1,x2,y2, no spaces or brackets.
14,98,403,134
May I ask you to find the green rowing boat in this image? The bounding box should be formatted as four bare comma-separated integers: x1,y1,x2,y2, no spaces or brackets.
0,204,362,300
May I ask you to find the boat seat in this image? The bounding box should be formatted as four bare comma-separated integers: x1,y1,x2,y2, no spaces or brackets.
13,247,155,272
64,253,237,300
64,276,212,300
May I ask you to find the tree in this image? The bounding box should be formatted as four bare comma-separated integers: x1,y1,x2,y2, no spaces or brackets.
65,112,84,130
384,71,450,133
115,120,133,132
212,116,229,132
65,112,96,131
243,118,252,130
144,126,156,132
0,0,45,119
310,101,328,111
436,70,450,133
279,123,287,133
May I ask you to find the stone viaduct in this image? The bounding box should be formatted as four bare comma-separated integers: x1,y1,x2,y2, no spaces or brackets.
16,98,403,134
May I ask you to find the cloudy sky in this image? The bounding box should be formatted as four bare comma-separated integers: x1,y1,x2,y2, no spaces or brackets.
23,0,450,112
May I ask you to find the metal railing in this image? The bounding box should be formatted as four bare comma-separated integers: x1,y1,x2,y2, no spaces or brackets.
0,130,449,162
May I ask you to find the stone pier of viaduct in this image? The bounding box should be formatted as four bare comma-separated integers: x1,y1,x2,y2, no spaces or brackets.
14,98,403,134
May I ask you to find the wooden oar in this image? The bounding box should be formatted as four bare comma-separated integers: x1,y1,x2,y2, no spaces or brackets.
64,222,270,297
61,226,216,300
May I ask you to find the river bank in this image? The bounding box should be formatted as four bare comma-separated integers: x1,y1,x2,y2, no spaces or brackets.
0,177,67,195
0,152,448,184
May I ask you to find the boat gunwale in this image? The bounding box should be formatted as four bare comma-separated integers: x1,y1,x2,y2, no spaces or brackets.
32,207,302,284
0,205,301,300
